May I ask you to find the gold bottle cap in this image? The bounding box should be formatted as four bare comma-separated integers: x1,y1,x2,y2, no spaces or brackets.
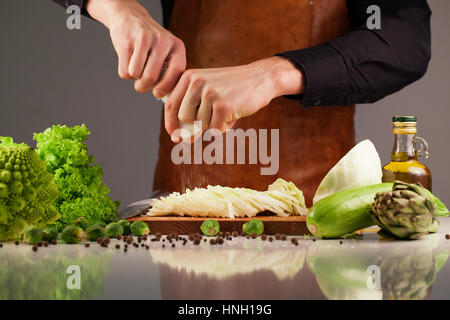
392,116,417,134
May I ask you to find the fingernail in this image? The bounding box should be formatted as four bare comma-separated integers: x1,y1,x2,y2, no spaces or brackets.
153,89,164,99
171,133,180,143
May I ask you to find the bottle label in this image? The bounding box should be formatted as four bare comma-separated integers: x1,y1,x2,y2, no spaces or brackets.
392,122,417,134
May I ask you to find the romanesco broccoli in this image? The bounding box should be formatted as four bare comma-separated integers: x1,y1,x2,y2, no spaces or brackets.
33,124,119,230
0,137,60,241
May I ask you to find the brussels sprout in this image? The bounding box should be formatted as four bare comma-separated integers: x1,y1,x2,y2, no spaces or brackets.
42,225,58,242
105,222,123,238
61,225,86,244
117,219,131,235
91,222,107,229
242,219,264,236
24,227,43,244
74,217,91,230
130,220,150,236
200,219,220,236
86,225,107,242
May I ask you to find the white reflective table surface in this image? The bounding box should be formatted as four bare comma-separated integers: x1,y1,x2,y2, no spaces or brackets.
1,219,450,300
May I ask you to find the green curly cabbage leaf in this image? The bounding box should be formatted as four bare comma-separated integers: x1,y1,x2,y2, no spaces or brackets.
33,124,119,230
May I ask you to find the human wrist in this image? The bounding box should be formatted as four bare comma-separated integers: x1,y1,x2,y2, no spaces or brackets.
85,0,145,28
265,56,305,98
85,0,114,27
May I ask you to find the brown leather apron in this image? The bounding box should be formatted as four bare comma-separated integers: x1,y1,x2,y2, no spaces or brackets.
153,0,355,206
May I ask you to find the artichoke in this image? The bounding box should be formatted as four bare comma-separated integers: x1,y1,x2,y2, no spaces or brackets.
370,181,440,240
376,235,447,300
378,248,436,299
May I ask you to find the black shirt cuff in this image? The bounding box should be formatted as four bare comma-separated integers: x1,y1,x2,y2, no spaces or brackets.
276,44,349,108
52,0,91,18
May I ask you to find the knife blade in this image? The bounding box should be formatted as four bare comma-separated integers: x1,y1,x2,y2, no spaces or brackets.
119,189,169,219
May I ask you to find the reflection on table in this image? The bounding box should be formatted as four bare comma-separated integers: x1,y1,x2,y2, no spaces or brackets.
0,229,449,300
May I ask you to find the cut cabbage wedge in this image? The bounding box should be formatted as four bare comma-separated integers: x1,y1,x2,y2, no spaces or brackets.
148,178,307,217
313,139,382,204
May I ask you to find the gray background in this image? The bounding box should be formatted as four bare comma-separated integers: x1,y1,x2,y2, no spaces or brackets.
1,0,449,209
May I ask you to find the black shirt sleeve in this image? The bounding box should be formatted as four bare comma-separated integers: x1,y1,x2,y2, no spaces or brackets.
161,0,175,29
51,0,90,17
277,0,432,107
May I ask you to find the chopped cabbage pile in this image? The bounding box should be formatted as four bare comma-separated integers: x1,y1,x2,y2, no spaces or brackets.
149,178,307,217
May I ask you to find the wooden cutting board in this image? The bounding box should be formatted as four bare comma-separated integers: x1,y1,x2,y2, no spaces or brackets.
129,216,309,235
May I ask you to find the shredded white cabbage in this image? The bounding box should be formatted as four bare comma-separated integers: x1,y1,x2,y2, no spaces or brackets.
148,178,307,217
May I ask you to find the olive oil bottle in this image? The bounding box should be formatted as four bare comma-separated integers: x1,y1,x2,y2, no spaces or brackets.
382,116,432,190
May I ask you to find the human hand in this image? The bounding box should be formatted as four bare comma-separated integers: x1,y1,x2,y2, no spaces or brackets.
86,0,186,96
164,56,305,142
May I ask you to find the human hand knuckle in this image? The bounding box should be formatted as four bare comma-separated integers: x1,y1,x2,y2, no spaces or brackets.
134,84,146,94
173,37,184,49
129,68,139,79
118,68,129,79
164,100,173,112
190,75,204,89
135,30,146,44
118,71,127,79
183,69,194,79
203,86,216,100
215,102,228,114
143,72,158,84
